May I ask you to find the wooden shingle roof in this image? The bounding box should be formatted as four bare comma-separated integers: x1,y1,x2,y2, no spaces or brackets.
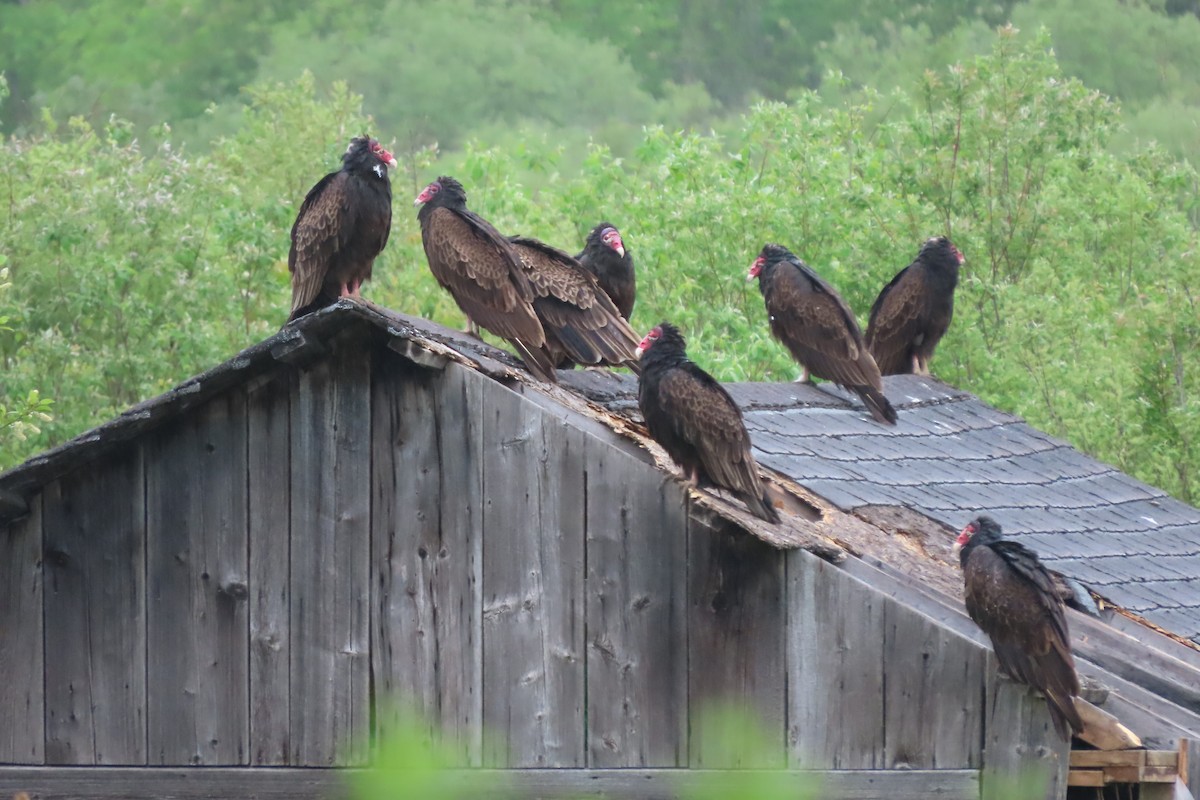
565,373,1200,648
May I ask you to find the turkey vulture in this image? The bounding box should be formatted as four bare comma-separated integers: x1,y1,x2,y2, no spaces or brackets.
636,322,779,523
866,236,963,375
955,516,1083,740
414,176,556,382
576,223,636,321
507,235,641,370
287,135,397,323
749,244,897,425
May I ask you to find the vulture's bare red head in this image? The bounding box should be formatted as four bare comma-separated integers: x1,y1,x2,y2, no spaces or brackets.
748,255,767,281
414,180,441,206
600,226,625,257
368,139,398,169
956,520,978,548
635,325,662,358
923,236,965,266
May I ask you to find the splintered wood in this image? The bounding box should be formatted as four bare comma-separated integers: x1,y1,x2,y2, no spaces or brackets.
1068,748,1182,787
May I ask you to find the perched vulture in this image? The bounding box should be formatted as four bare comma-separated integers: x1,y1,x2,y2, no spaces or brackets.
636,322,779,523
749,244,897,425
287,135,396,323
955,516,1083,740
414,176,556,382
507,235,641,370
866,236,964,375
576,222,636,321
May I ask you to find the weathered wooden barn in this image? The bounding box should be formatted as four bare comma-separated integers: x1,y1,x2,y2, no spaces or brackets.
1,300,1198,800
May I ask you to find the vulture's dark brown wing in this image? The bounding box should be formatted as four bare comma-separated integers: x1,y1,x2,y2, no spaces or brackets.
655,366,777,521
764,263,896,424
963,542,1082,739
766,263,882,390
866,264,929,375
509,236,640,368
289,171,354,315
421,207,546,348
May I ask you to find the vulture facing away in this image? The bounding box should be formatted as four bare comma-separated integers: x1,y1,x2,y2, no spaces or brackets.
576,223,636,322
956,516,1083,740
414,176,556,382
507,235,641,371
866,236,964,375
749,244,897,425
288,136,397,323
636,322,779,523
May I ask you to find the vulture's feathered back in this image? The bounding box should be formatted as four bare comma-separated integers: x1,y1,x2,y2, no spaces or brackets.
866,236,963,376
749,244,897,425
956,516,1083,740
576,222,636,321
636,322,779,523
507,235,641,370
287,135,396,322
414,176,556,382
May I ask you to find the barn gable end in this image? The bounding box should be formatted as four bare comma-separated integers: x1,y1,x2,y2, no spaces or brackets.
1,302,1198,799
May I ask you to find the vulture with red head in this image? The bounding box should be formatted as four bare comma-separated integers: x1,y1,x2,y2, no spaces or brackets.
636,322,779,523
576,222,636,322
414,176,556,382
749,244,897,425
287,135,397,322
507,235,641,371
955,516,1083,740
866,236,964,375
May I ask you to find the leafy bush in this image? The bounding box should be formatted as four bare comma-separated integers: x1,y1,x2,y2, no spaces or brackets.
2,32,1197,507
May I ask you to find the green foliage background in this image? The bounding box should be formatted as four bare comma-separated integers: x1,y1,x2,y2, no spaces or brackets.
0,4,1198,505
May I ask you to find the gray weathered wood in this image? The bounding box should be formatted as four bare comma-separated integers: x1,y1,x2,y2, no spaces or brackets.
688,511,786,768
370,359,484,764
585,441,687,768
883,597,988,769
0,494,43,763
482,385,586,768
787,551,886,769
289,342,372,765
146,391,250,765
981,659,1070,800
247,373,293,765
43,450,147,765
0,766,981,800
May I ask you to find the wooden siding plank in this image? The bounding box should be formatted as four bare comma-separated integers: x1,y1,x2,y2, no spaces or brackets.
370,360,484,764
247,374,293,765
0,495,44,763
981,660,1069,800
882,598,987,769
146,391,250,765
688,512,786,768
786,551,886,769
43,450,147,765
482,386,586,768
289,344,372,765
0,766,981,800
585,442,687,768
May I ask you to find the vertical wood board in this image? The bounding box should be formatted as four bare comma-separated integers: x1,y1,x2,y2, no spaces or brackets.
585,443,687,768
289,343,372,766
981,659,1069,800
0,496,44,763
882,597,987,769
370,360,484,764
786,551,886,769
43,450,147,765
688,512,786,768
247,373,293,765
481,385,586,768
146,391,250,765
